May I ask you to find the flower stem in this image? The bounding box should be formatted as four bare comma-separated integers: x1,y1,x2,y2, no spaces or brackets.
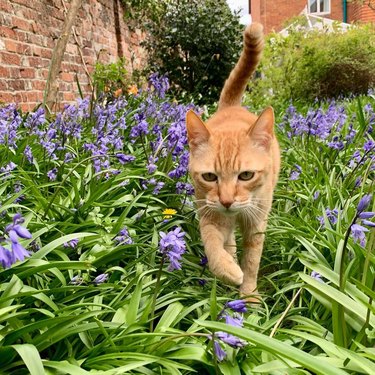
149,256,164,332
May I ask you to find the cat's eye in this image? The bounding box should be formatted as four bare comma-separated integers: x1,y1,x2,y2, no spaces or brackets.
202,173,218,182
238,171,255,181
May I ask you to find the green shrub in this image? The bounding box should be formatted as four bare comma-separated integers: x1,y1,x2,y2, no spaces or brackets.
246,21,375,111
92,58,130,97
141,0,243,103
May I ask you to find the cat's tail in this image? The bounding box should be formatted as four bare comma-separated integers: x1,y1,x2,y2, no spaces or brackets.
218,22,264,109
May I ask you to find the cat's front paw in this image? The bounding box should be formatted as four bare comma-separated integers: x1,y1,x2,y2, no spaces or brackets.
208,252,244,286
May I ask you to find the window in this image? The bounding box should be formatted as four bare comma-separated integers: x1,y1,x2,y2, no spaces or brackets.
308,0,330,14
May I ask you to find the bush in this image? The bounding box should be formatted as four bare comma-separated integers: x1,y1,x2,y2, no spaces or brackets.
141,0,243,103
246,21,375,110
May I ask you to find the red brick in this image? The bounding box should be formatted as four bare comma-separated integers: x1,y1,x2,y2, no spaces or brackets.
0,92,14,104
0,52,21,66
0,66,10,78
20,67,35,78
12,16,32,32
0,26,17,39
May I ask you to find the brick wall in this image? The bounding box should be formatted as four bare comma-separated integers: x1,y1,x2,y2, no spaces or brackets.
0,0,144,111
253,0,375,33
347,2,375,23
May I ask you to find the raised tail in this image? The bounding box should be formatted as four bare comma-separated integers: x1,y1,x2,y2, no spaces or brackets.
218,22,264,109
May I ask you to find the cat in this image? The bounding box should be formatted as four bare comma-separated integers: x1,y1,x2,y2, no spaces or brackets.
185,22,280,300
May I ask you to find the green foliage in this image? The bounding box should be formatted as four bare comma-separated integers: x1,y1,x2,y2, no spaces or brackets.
246,22,375,111
92,58,129,96
141,0,243,103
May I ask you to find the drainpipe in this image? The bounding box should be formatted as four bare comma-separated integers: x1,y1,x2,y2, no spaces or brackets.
343,0,347,23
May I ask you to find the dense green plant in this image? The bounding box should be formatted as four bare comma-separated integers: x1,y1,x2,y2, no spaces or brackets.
92,58,130,97
0,76,374,373
141,0,243,104
246,22,375,111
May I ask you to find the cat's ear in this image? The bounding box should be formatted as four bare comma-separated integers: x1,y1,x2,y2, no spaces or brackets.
248,106,274,150
186,110,210,148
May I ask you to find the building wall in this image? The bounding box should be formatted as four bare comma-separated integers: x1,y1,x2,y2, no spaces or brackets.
252,0,374,33
347,2,375,23
0,0,143,111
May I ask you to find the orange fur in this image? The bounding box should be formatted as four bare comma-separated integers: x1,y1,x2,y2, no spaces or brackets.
186,23,280,300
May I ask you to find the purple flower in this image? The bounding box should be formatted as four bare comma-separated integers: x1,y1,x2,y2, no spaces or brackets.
216,332,246,348
63,239,79,248
359,211,375,219
93,273,108,284
114,227,133,245
311,271,324,283
70,275,84,285
47,168,58,181
199,256,208,266
313,191,320,200
24,145,33,163
149,73,170,98
289,164,302,180
176,181,194,195
159,227,186,271
0,245,12,269
223,312,243,327
318,208,339,227
10,241,30,262
213,340,226,362
362,220,375,228
363,139,375,153
116,153,135,164
226,300,247,313
351,224,369,247
357,194,372,213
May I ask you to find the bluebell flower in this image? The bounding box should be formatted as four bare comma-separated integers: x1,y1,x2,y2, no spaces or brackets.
357,194,372,213
226,300,247,313
114,227,133,245
70,275,84,285
47,168,58,181
351,224,369,247
223,312,243,327
149,73,170,98
199,256,208,266
0,245,12,269
116,153,135,164
213,340,226,361
318,208,339,227
311,271,324,283
216,332,246,348
289,164,302,180
358,211,375,219
159,227,186,271
24,145,33,163
313,190,320,200
63,239,79,248
93,273,108,284
362,220,375,228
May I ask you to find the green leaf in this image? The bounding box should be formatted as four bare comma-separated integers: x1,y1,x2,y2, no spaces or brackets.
197,320,348,375
10,344,44,375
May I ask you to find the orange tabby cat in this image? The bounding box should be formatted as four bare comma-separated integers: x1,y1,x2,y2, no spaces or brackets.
186,23,280,300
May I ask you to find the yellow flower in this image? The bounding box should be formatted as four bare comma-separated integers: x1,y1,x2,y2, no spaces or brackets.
127,84,138,95
162,208,177,219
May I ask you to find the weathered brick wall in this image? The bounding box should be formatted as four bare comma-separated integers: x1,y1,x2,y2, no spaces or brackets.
0,0,144,111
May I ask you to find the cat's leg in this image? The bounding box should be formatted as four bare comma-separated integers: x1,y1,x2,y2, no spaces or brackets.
200,221,243,286
224,232,237,258
239,225,266,302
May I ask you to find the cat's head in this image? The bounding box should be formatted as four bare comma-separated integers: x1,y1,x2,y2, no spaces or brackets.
186,106,275,215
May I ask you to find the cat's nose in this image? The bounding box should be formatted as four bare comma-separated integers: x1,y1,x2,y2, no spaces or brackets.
220,199,233,209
